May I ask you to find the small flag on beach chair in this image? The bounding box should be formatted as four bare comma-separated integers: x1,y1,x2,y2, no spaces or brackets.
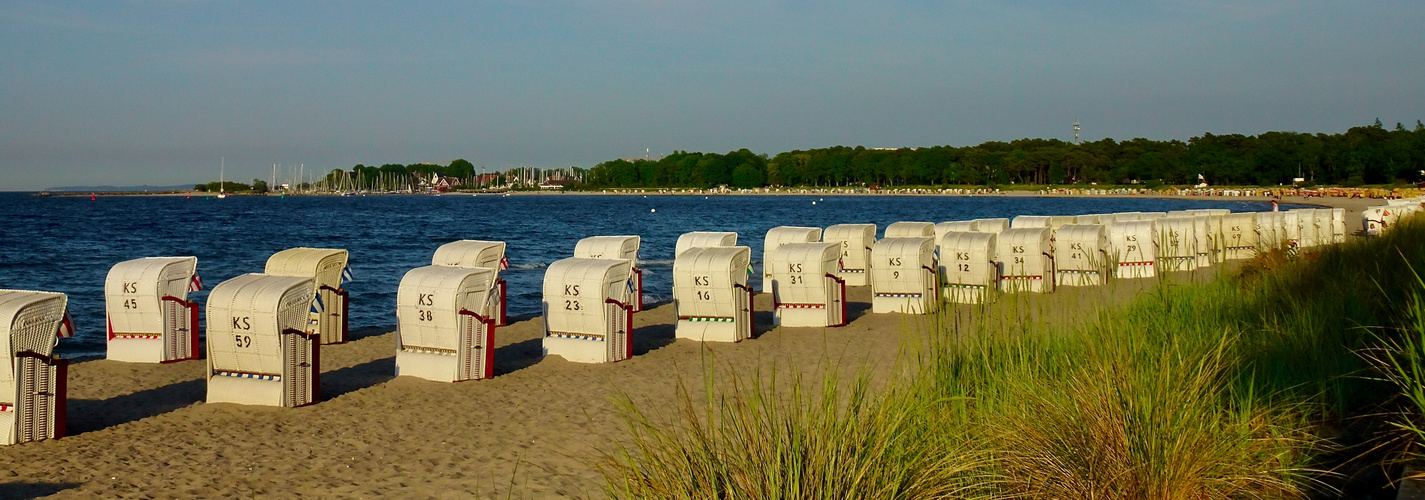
341,265,354,283
188,273,204,292
57,310,75,338
310,294,325,314
500,256,509,270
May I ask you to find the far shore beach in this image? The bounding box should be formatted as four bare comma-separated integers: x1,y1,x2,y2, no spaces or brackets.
38,187,1393,212
0,195,1378,499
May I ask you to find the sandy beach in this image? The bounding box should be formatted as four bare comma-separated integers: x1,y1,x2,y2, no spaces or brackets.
0,195,1375,499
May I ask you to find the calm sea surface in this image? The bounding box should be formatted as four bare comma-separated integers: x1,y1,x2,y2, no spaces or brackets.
0,192,1306,358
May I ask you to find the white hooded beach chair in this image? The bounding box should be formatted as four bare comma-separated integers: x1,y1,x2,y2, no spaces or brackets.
1221,213,1259,260
574,236,644,312
933,221,978,247
971,218,1010,234
265,248,350,344
542,258,636,363
1010,215,1050,229
1289,209,1321,248
0,290,72,445
1331,208,1346,243
1110,221,1158,279
1156,217,1198,272
995,228,1055,293
433,240,510,323
871,237,938,314
675,232,738,257
396,266,499,382
1053,224,1110,287
883,222,934,239
769,242,847,327
205,274,319,407
674,246,754,342
763,227,823,292
104,257,201,363
938,231,998,304
823,224,876,286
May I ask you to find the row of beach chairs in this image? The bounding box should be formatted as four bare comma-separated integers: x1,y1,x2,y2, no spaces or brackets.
1,198,1419,444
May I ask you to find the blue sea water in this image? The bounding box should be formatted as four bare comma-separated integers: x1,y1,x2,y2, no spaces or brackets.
0,192,1304,358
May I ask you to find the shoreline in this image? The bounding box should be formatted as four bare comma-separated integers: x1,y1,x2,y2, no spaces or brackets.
41,192,1371,362
0,194,1391,497
29,188,1401,204
32,190,1376,227
7,269,1249,498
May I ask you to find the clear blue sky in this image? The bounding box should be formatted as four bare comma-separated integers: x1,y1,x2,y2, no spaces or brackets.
2,1,1422,190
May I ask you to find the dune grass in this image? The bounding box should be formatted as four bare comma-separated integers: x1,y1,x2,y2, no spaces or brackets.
1363,236,1425,475
599,219,1425,499
598,361,993,499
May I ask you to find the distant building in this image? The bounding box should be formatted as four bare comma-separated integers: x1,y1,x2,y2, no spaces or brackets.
432,177,463,192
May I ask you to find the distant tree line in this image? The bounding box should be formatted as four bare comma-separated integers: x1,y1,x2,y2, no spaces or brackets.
199,159,599,193
194,180,267,193
583,120,1425,188
314,160,586,191
585,149,768,188
335,159,477,185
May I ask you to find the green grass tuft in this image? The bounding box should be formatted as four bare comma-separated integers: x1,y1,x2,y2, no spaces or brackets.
600,217,1425,499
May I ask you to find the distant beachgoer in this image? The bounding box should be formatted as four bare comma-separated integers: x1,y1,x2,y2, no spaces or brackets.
1271,200,1279,212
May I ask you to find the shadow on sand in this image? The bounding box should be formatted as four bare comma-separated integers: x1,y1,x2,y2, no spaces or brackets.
321,357,395,400
632,321,676,356
66,379,205,435
0,482,80,499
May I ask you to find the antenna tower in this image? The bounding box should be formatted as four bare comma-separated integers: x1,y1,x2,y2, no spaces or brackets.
1073,120,1081,145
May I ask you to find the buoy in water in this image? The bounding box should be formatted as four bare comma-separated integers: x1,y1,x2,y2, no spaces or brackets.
651,208,656,213
812,201,816,205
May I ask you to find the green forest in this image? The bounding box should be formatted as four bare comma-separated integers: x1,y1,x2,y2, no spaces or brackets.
585,120,1425,189
338,159,477,184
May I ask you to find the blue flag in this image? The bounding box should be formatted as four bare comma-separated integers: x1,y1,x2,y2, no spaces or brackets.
341,265,354,283
310,294,325,314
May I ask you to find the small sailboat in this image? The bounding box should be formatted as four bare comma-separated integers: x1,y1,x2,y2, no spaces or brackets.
217,157,228,199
